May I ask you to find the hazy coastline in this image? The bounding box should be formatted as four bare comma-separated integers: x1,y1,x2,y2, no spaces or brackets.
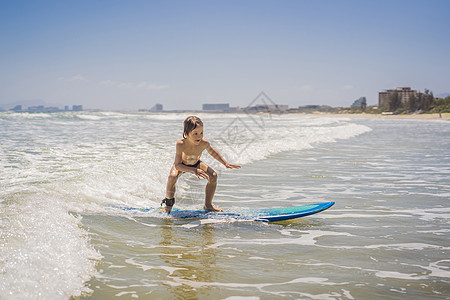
126,110,450,121
302,112,450,120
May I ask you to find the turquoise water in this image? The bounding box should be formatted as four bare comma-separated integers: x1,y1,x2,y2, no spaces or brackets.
1,112,449,299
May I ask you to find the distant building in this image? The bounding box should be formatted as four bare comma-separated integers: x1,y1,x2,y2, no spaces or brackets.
28,105,45,112
150,103,163,112
27,105,62,112
6,103,77,113
379,87,418,108
203,103,230,111
351,97,367,108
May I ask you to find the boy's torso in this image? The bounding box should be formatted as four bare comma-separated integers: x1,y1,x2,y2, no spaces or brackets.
180,138,207,165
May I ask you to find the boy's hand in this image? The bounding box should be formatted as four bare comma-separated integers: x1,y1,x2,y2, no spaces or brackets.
194,168,209,180
225,163,241,169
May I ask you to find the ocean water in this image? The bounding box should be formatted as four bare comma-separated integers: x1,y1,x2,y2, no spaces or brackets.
0,112,449,299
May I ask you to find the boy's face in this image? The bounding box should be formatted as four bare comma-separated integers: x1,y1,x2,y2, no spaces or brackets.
187,126,203,144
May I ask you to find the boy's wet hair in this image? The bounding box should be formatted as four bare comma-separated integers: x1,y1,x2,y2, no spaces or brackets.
183,116,203,138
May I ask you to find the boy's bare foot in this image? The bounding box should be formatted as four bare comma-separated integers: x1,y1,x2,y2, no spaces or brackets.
159,198,175,214
158,207,172,214
204,205,223,212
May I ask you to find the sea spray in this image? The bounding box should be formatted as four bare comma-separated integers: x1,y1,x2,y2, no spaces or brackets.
0,196,101,299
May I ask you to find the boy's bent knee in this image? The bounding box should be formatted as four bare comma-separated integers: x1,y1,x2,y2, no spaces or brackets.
209,171,217,183
168,173,179,182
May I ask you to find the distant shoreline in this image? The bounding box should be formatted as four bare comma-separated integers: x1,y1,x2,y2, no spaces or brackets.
300,112,450,120
136,111,450,120
126,111,450,120
2,109,449,120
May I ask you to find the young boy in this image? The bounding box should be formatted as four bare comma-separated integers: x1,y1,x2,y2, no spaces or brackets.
161,116,240,213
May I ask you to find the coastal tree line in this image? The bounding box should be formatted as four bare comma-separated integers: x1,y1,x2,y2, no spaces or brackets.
386,89,450,113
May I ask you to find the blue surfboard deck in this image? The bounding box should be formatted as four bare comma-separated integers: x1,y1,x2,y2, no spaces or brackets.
122,202,334,222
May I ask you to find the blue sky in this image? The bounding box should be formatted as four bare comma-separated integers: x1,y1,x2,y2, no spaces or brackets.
1,0,449,110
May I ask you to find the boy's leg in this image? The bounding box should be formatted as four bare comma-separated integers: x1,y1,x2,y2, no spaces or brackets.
166,165,181,199
199,162,221,211
162,165,181,213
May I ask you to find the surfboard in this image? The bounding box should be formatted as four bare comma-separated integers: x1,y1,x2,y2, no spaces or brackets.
122,202,334,222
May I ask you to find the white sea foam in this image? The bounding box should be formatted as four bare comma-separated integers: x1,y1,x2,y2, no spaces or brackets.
212,117,372,165
374,270,428,280
115,291,139,298
1,112,52,119
417,229,450,235
316,213,411,219
333,243,450,251
76,114,104,120
125,258,187,275
401,207,450,221
401,260,450,278
248,256,273,261
224,297,260,300
169,276,346,289
303,260,449,282
207,230,354,249
0,197,101,299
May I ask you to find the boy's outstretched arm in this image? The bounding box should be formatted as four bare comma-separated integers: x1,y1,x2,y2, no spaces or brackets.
206,142,241,169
